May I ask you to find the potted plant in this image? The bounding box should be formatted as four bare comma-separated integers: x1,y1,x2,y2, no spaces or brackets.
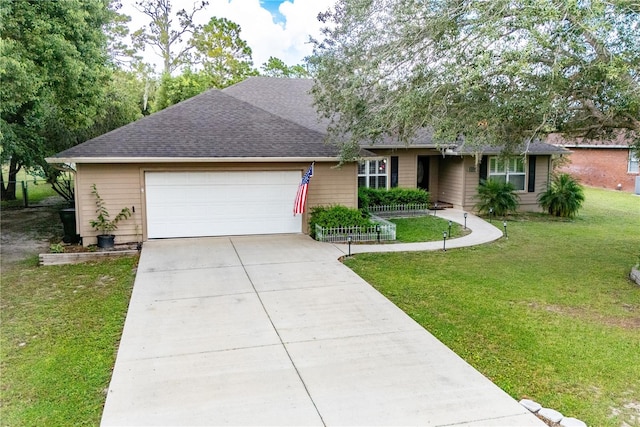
89,184,132,249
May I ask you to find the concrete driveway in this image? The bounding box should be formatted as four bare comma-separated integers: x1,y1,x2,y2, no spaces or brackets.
102,233,543,426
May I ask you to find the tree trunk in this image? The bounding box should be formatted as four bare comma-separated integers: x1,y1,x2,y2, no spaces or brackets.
1,158,21,201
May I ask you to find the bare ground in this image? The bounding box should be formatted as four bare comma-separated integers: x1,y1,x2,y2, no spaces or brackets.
1,197,65,267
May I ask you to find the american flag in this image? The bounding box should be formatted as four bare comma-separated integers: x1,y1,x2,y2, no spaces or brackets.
293,163,313,215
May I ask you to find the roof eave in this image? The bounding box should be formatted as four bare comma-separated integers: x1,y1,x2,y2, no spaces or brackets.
46,156,349,164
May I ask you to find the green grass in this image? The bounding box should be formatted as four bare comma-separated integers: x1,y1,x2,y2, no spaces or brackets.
345,187,640,426
390,215,466,242
0,256,138,426
1,167,60,208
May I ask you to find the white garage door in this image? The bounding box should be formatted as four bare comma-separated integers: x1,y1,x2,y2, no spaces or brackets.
145,171,302,238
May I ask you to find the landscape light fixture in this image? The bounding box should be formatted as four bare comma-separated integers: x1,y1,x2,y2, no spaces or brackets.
448,220,452,238
463,212,468,230
433,203,438,216
443,231,447,252
347,235,352,257
489,207,494,223
376,224,381,243
503,221,508,239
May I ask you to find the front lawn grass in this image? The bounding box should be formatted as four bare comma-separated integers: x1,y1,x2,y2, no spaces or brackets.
345,187,640,426
0,256,138,426
390,215,466,242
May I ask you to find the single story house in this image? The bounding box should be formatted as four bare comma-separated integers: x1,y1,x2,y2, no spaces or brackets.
547,134,640,193
48,77,567,245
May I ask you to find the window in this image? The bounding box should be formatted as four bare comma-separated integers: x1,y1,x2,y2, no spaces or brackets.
358,159,388,189
629,150,639,174
489,157,526,191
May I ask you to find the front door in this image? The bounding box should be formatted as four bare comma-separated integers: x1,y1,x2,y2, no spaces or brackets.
417,156,430,191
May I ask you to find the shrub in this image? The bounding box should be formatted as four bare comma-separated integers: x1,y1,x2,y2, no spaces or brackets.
538,173,585,218
358,187,430,210
475,179,520,217
309,205,372,238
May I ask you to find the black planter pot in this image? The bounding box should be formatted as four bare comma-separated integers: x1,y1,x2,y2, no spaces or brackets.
59,208,81,244
97,234,115,249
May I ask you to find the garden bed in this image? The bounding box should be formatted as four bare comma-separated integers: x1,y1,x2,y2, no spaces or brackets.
39,243,140,266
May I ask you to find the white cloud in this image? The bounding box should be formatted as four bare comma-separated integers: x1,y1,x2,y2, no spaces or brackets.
119,0,335,73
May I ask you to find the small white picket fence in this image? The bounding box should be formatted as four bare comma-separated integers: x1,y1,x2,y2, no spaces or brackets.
315,216,396,243
367,203,431,218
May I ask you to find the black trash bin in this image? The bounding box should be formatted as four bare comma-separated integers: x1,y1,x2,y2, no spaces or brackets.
59,208,81,244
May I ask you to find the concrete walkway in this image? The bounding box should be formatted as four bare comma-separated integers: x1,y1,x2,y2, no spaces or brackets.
331,209,504,254
101,212,543,426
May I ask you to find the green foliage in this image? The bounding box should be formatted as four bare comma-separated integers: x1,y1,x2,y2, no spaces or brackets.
89,184,132,235
359,187,430,209
309,205,372,238
132,0,208,74
538,173,585,218
49,243,64,253
0,0,142,200
191,17,258,88
475,179,519,217
311,0,639,162
153,69,211,111
260,56,310,78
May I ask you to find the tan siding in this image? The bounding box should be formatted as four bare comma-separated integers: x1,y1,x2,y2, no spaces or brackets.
437,156,464,207
77,164,143,246
519,155,550,212
77,161,351,243
307,162,356,208
397,153,416,188
459,155,552,213
305,162,357,234
462,156,480,211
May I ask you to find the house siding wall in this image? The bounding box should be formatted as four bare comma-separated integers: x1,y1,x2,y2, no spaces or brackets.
461,155,551,213
76,161,351,245
368,148,441,198
76,163,142,246
438,156,464,207
558,148,637,192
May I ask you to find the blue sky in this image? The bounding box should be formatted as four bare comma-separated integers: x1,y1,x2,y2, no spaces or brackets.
121,0,335,71
260,0,287,24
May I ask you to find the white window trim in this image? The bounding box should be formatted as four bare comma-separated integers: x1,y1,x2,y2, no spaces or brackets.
628,150,639,174
488,157,527,192
358,159,389,189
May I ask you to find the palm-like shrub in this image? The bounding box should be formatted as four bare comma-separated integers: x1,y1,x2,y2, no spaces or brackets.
538,173,585,218
475,179,520,217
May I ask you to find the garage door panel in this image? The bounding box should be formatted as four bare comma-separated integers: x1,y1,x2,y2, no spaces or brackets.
145,171,302,238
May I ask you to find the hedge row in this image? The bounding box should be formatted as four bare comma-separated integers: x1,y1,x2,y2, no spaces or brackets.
359,187,430,210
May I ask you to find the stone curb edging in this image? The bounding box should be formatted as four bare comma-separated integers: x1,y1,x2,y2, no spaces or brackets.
519,399,587,427
630,266,640,286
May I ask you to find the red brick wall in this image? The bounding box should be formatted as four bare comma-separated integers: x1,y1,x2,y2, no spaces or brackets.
558,148,638,192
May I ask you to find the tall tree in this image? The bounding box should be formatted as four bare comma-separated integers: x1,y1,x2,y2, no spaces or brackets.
0,0,117,200
190,17,258,88
132,0,208,74
261,56,310,78
310,0,640,161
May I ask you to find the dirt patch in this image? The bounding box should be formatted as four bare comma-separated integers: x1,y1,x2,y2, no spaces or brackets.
1,197,66,267
529,302,640,330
